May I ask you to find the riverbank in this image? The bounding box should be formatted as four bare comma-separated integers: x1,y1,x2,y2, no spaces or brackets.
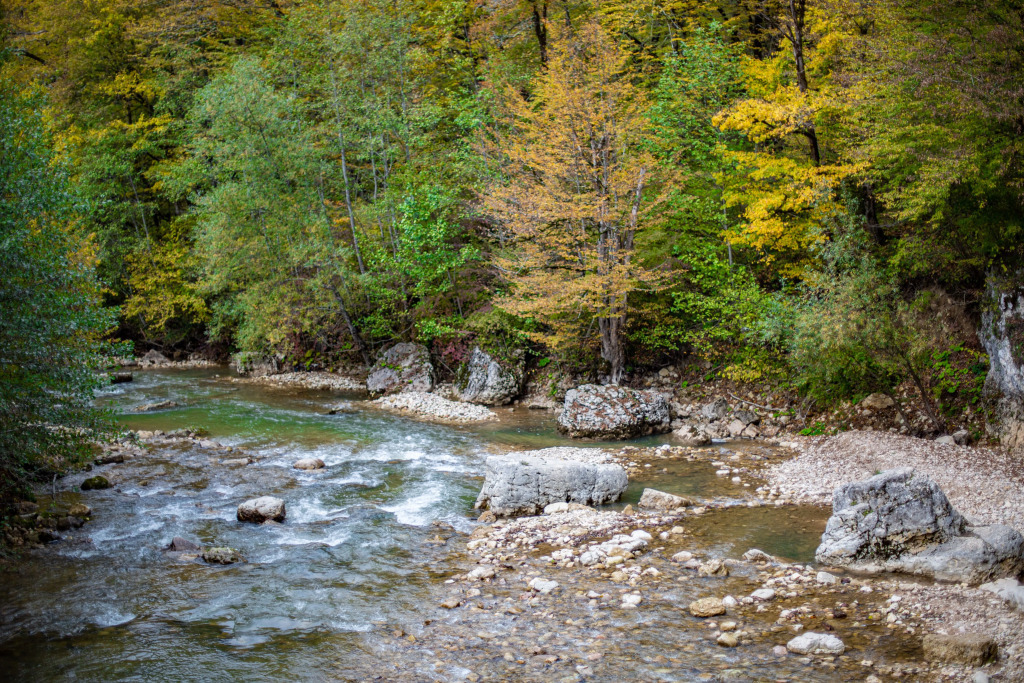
424,438,1024,682
763,430,1024,527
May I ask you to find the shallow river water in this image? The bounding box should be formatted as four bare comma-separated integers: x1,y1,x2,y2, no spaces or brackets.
0,369,864,681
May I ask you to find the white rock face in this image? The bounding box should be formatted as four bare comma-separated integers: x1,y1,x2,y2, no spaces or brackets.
475,451,628,516
455,347,524,406
237,496,286,523
366,342,434,396
558,384,671,440
786,632,845,655
816,468,1024,584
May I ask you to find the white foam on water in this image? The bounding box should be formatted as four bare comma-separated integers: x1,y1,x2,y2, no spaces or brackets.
285,496,349,525
274,523,352,548
380,486,443,526
88,518,163,544
91,609,136,628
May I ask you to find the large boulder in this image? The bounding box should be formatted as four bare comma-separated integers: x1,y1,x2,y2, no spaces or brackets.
474,451,628,516
233,353,281,378
366,342,434,396
455,347,524,406
557,384,671,440
139,349,170,366
674,423,712,447
237,496,286,523
816,469,1024,584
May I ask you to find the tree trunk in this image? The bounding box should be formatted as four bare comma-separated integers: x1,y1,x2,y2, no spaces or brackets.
532,1,548,65
599,309,626,385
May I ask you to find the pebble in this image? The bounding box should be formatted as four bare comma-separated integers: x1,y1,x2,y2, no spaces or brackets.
716,632,738,647
689,597,726,618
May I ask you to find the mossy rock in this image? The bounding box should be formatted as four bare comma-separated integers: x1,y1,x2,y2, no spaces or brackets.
202,547,243,565
81,475,111,491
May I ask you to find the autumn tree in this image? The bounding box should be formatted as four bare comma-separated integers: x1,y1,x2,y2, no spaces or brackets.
484,20,667,383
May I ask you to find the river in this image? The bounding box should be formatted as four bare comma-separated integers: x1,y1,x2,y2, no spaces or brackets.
0,368,856,681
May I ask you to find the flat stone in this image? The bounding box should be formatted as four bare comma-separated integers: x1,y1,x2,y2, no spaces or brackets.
638,488,693,510
689,597,726,617
751,588,776,601
921,633,997,665
786,632,845,655
528,578,559,594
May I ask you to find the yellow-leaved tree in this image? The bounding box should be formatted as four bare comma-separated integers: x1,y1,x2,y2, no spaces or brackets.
483,20,669,383
713,0,867,277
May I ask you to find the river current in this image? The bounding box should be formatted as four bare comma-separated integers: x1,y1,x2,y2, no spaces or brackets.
0,369,832,681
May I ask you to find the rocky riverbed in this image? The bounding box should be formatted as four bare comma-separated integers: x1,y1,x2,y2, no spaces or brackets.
5,371,1023,682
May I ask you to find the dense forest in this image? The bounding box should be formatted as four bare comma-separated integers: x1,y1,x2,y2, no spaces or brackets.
3,0,1024,499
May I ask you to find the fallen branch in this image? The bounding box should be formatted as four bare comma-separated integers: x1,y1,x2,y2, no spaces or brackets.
727,392,774,412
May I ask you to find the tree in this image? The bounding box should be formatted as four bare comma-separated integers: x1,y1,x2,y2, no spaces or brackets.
0,73,123,508
484,20,667,383
712,0,865,277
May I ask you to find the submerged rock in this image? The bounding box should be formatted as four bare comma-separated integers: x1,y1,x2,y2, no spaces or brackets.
168,536,201,552
455,347,524,406
637,488,693,511
786,632,845,655
132,400,178,413
293,458,325,471
202,547,243,564
474,451,627,516
366,342,434,396
68,503,91,518
237,496,286,523
815,468,1024,584
558,384,671,440
688,597,726,617
81,476,110,491
921,633,997,665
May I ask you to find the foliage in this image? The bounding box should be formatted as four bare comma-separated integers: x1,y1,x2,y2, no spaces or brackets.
0,74,125,507
485,19,671,383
